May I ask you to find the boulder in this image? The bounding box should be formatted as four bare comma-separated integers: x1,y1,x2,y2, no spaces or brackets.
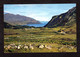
45,45,52,49
24,46,28,49
39,45,44,49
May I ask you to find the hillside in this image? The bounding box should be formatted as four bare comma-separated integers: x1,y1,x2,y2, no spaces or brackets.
4,22,14,28
4,13,41,25
4,22,35,29
44,7,76,28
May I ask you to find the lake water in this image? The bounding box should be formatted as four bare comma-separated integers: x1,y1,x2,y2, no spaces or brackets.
26,21,48,27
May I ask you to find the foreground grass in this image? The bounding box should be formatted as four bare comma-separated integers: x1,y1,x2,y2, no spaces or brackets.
4,42,77,53
4,27,77,53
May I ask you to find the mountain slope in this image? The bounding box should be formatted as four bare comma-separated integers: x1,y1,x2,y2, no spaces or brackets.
4,13,41,25
4,22,14,28
44,7,76,28
4,22,35,29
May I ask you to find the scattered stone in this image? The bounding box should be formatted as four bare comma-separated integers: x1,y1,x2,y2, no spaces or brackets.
4,45,8,49
69,46,74,50
17,45,22,49
60,30,66,35
10,43,15,46
29,44,34,49
14,46,18,49
18,45,21,47
57,46,64,51
4,37,9,39
17,36,20,37
45,45,52,49
24,45,28,49
65,45,74,50
60,32,66,34
39,44,44,49
7,45,11,49
17,46,20,49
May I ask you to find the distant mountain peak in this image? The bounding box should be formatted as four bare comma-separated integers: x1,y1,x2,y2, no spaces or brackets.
4,13,41,25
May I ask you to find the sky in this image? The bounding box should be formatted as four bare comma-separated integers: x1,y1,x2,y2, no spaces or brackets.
4,4,76,21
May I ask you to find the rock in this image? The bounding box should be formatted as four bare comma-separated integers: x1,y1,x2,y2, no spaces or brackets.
18,45,21,47
60,31,66,34
17,45,22,49
45,45,52,49
4,45,8,49
24,46,28,49
17,36,20,37
7,45,11,49
29,44,34,49
69,46,74,50
58,46,64,50
30,46,34,49
39,45,44,49
17,46,20,49
14,46,17,49
4,37,9,39
66,46,74,50
10,43,15,46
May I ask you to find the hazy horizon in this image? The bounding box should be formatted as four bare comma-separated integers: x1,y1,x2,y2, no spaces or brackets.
4,4,76,21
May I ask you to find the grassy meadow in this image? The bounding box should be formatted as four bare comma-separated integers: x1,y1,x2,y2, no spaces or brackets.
4,26,77,53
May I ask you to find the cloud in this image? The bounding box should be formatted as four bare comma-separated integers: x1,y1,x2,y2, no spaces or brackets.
34,17,50,21
4,11,11,13
26,13,50,21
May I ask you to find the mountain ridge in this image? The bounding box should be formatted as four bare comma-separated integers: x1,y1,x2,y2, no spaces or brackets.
4,13,41,25
44,7,76,28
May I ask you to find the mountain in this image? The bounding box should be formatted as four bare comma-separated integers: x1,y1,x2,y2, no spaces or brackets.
44,7,76,28
4,22,35,29
4,22,14,28
4,13,41,25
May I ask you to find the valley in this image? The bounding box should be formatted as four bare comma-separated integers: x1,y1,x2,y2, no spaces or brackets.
4,26,77,53
4,6,77,53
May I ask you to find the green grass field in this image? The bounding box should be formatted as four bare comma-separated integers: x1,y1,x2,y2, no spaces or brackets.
4,27,77,53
